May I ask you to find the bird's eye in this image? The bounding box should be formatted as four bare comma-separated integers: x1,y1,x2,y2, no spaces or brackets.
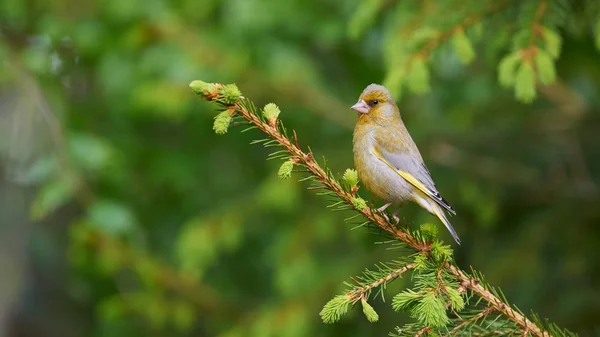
368,100,379,107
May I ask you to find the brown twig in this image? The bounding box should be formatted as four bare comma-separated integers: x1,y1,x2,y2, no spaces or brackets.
446,265,551,337
347,263,415,303
442,306,496,337
408,0,512,64
232,96,430,252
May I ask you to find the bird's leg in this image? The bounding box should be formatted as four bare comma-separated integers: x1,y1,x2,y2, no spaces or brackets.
377,202,393,222
391,208,400,224
377,202,393,213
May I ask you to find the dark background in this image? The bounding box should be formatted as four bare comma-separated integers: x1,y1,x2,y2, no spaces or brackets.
1,0,599,336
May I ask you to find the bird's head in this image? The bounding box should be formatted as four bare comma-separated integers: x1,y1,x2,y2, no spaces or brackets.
351,84,399,125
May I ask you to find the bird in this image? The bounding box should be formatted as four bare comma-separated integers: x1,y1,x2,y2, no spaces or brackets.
351,84,461,244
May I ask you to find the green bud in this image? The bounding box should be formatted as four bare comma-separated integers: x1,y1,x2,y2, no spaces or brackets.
515,61,536,103
419,223,438,240
319,295,351,324
413,254,429,271
342,168,359,190
392,289,422,312
262,103,281,125
406,58,430,94
498,52,522,88
361,298,379,323
595,18,600,52
221,84,241,105
351,197,367,211
189,80,216,98
534,49,556,85
540,26,562,59
278,160,294,179
213,111,232,135
382,63,405,100
430,240,453,262
452,29,476,64
413,291,449,328
445,287,465,311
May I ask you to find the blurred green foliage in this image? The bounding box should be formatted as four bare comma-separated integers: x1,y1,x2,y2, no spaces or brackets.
1,0,600,336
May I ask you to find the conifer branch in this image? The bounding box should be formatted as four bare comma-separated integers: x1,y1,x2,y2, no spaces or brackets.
190,80,572,337
347,263,414,303
442,306,495,337
408,0,511,63
447,265,551,337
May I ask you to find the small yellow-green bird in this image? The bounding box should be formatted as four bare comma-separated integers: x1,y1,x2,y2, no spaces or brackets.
351,84,460,244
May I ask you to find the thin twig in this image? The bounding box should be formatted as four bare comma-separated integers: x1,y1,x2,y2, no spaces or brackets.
347,263,415,303
407,0,512,65
446,265,550,337
443,307,496,337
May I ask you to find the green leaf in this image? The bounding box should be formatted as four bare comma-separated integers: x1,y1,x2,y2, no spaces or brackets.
213,110,232,135
319,295,352,323
361,298,379,323
534,49,556,85
595,18,600,52
87,200,136,236
392,289,422,312
278,159,294,179
412,291,449,328
98,296,125,321
221,84,241,105
172,301,196,332
406,58,430,95
445,287,465,311
342,168,359,190
262,103,281,121
97,243,123,275
30,176,77,220
540,26,562,59
68,133,112,171
515,61,537,103
175,217,222,279
383,62,406,100
347,0,385,40
431,241,453,262
498,52,522,88
419,223,438,240
135,258,160,289
17,155,59,185
413,254,429,271
189,80,217,97
452,30,476,64
351,197,367,211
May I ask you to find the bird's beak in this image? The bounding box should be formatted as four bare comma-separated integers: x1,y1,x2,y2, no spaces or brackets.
351,100,370,114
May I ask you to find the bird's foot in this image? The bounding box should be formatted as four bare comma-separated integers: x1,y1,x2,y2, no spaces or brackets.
376,202,393,213
376,202,394,222
391,209,400,224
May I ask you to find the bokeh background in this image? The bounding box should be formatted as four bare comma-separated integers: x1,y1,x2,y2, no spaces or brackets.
1,0,599,336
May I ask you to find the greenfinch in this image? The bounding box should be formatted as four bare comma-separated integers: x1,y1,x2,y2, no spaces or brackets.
351,84,460,244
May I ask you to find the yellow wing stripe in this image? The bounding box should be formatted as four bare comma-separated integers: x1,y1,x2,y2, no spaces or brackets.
371,149,436,200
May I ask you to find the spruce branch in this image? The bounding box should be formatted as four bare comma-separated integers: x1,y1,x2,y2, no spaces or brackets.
407,0,512,63
442,306,496,337
347,263,415,303
190,80,573,337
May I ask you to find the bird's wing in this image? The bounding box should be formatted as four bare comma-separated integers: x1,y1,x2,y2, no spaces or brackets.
371,146,456,215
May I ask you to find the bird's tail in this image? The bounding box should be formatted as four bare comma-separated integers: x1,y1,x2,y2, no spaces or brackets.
431,204,461,245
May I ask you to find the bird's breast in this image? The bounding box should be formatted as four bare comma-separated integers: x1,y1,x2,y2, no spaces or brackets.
353,125,413,203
